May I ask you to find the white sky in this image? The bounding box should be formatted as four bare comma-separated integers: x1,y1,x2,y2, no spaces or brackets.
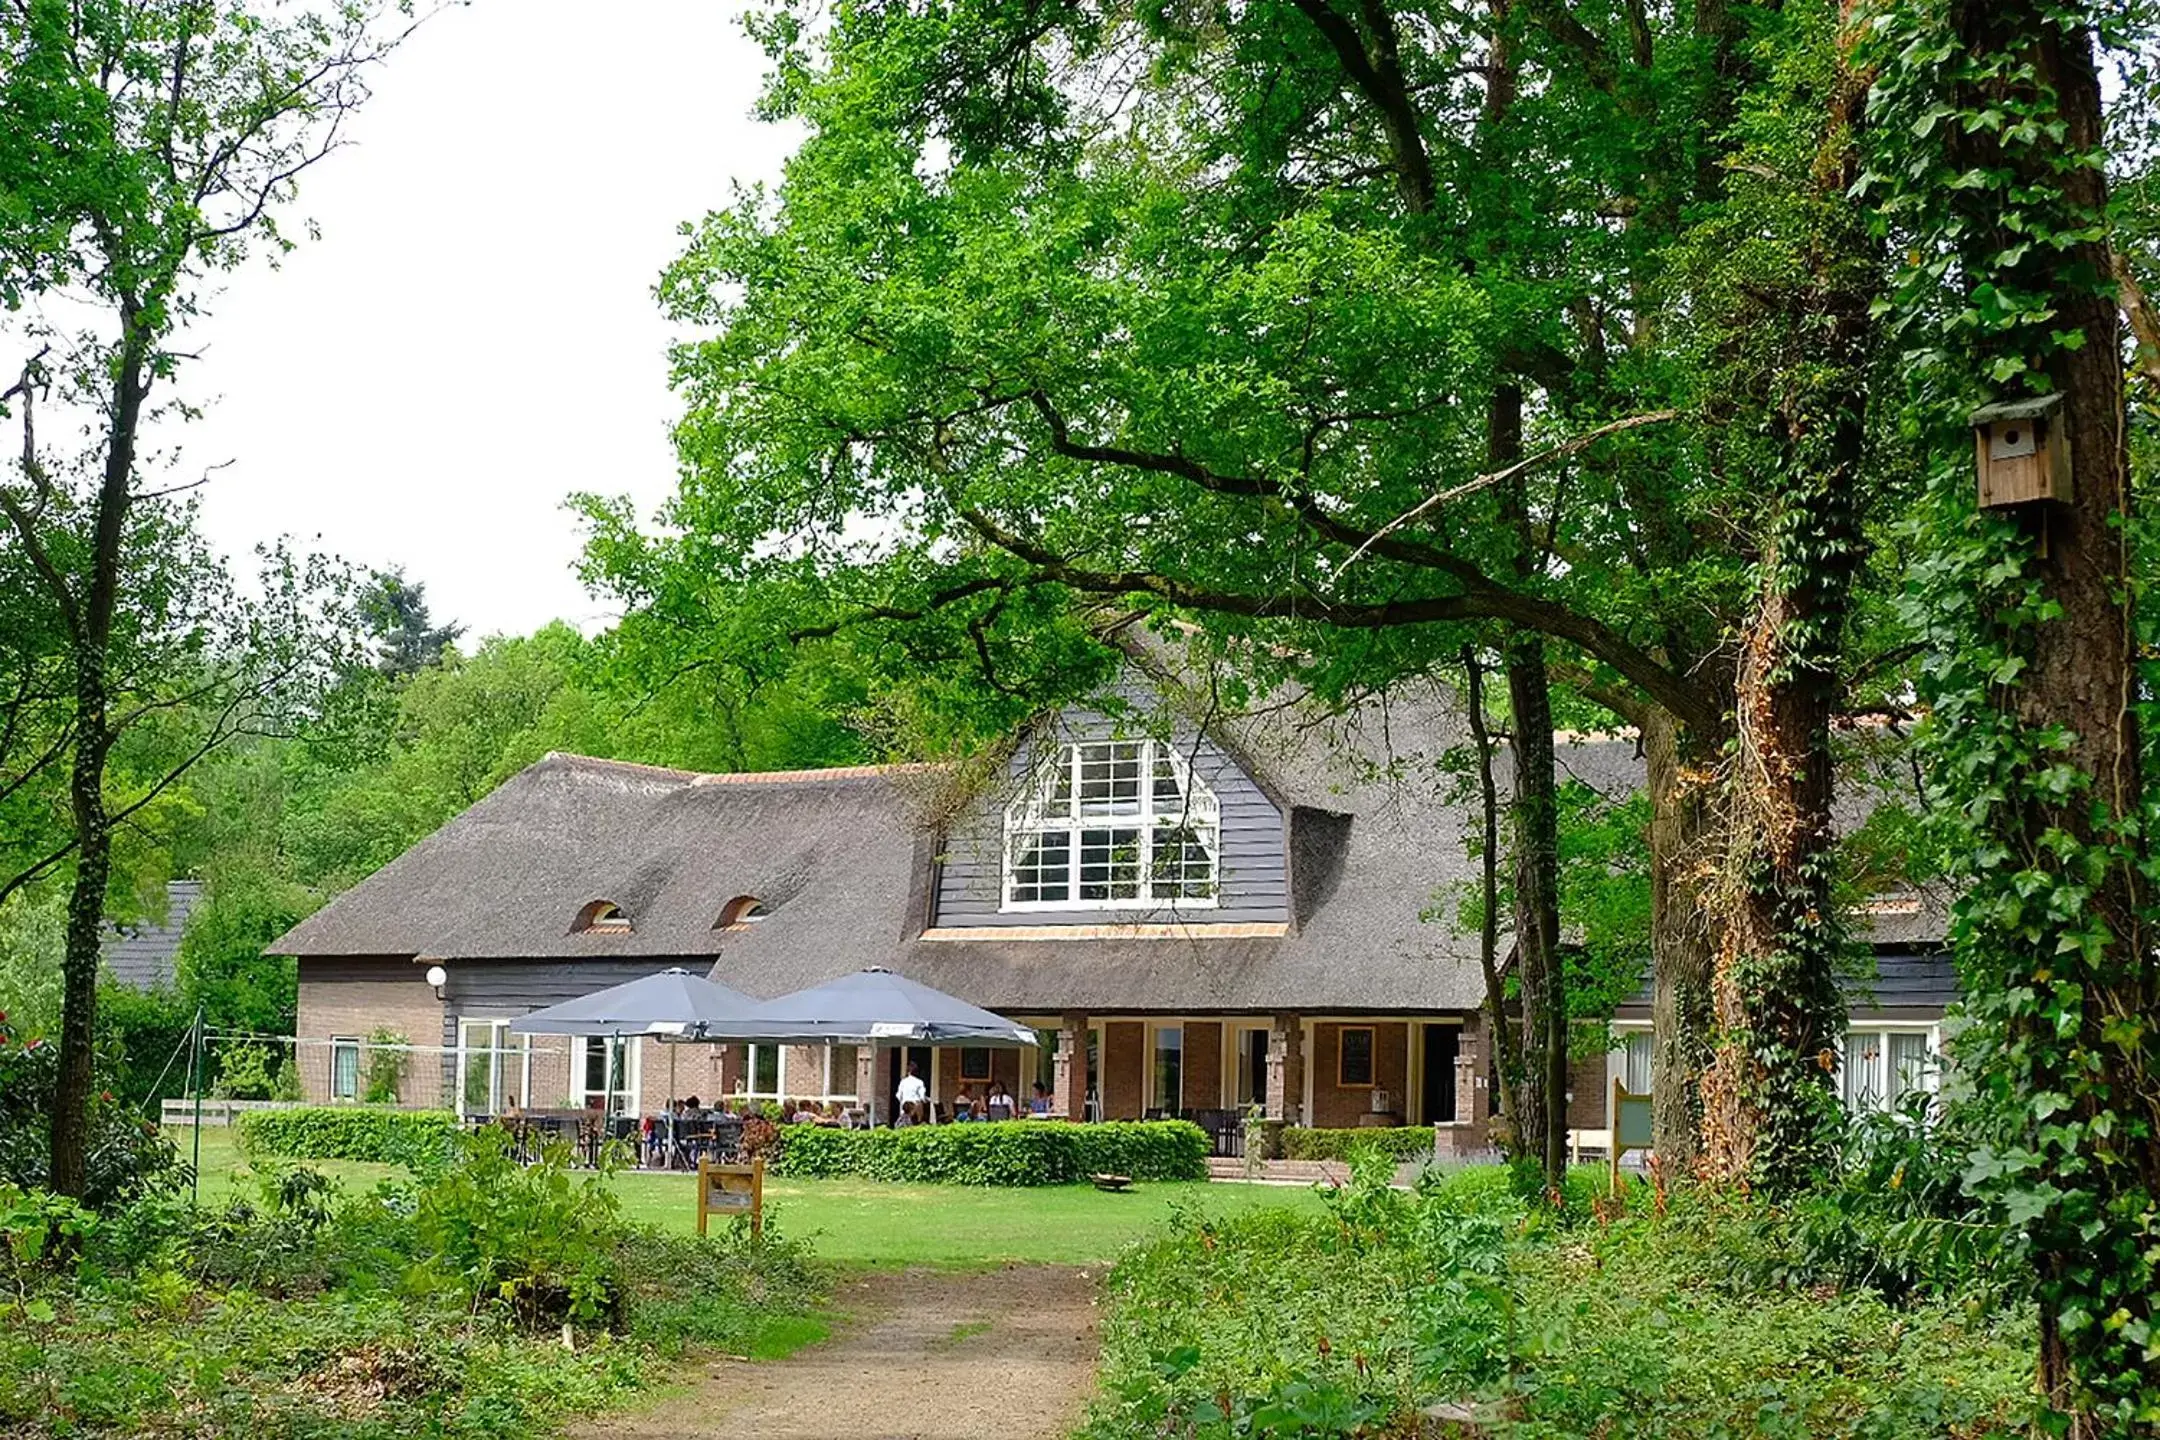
178,2,798,639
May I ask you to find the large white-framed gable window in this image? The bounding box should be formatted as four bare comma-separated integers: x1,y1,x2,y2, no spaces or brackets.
1003,739,1220,910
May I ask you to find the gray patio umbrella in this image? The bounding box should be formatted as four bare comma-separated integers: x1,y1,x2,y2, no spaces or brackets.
704,967,1036,1125
508,966,758,1039
510,967,760,1128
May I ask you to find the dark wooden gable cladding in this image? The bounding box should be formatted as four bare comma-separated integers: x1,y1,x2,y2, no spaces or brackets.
931,703,1290,929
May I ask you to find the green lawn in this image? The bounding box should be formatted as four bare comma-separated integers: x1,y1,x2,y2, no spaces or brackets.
173,1126,1329,1269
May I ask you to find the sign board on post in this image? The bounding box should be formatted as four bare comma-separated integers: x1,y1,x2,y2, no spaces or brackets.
1610,1077,1654,1192
696,1155,764,1237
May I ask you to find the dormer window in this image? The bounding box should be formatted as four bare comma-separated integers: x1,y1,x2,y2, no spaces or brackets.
716,896,770,930
572,900,631,934
1003,740,1219,910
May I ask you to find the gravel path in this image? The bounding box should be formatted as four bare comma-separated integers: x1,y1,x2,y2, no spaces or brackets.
579,1265,1101,1440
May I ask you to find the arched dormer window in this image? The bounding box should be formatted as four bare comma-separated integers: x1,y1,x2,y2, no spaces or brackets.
1002,739,1220,910
716,895,770,931
571,900,631,934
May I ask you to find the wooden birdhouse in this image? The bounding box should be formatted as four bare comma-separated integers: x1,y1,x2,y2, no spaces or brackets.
1971,394,2071,509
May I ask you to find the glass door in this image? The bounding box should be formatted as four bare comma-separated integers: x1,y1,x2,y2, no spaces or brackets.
458,1019,526,1117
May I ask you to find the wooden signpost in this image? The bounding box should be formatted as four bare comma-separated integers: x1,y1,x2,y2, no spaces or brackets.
696,1155,764,1237
1610,1078,1654,1190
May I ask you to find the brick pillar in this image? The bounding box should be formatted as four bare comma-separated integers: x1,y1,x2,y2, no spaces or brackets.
1054,1011,1088,1118
1265,1014,1305,1124
856,1047,878,1116
1452,1013,1491,1150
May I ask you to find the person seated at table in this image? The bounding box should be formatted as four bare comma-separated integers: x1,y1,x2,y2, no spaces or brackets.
896,1100,922,1128
985,1081,1016,1122
1027,1082,1054,1117
951,1086,979,1121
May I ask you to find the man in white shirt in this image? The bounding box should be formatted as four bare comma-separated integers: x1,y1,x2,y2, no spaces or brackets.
895,1059,928,1125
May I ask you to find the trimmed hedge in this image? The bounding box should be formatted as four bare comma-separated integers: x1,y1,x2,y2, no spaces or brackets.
1279,1126,1435,1163
237,1105,460,1169
770,1120,1210,1186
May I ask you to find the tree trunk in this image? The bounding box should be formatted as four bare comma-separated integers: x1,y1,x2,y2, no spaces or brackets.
1490,378,1567,1192
1938,5,2151,1420
47,326,146,1199
1506,635,1566,1190
1643,708,1716,1171
1461,647,1521,1154
1697,48,1871,1194
50,664,110,1199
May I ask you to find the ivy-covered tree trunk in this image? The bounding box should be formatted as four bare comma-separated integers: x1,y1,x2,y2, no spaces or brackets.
1872,0,2159,1422
1694,21,1874,1195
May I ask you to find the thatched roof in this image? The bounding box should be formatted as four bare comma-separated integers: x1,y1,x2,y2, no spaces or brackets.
272,757,932,972
271,679,1948,1017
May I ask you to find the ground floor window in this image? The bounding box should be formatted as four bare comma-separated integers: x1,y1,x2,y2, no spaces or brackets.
742,1043,781,1098
1841,1028,1936,1113
1337,1026,1375,1087
574,1036,638,1112
330,1036,360,1101
1153,1026,1182,1113
1621,1030,1653,1095
826,1044,859,1100
457,1018,527,1116
960,1046,991,1081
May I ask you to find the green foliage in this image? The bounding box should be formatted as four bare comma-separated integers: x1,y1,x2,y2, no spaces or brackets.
769,1119,1209,1186
360,1028,407,1105
1085,1165,2034,1438
410,1130,623,1328
1861,0,2160,1421
1,1129,826,1437
92,982,193,1109
1278,1127,1434,1164
237,1106,459,1171
0,893,65,1041
173,875,302,1043
1761,1098,2013,1308
207,1040,282,1101
0,1008,180,1210
612,1223,826,1358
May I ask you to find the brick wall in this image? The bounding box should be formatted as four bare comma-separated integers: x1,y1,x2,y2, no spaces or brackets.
1309,1021,1410,1128
1181,1022,1222,1110
1102,1021,1146,1119
295,958,446,1106
1566,1047,1610,1129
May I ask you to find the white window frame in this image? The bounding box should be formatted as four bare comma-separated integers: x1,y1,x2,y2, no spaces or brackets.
1839,1023,1941,1114
572,1035,640,1112
330,1035,361,1102
1001,738,1222,911
740,1043,784,1100
456,1018,530,1118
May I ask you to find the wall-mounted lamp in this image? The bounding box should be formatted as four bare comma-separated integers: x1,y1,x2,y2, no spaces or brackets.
424,963,448,1000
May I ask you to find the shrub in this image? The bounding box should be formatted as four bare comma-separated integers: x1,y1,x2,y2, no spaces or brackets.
0,1009,181,1210
208,1040,280,1100
770,1119,1209,1185
613,1222,826,1356
410,1129,622,1328
1082,1162,2035,1440
237,1104,459,1169
1279,1125,1435,1163
361,1026,407,1104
